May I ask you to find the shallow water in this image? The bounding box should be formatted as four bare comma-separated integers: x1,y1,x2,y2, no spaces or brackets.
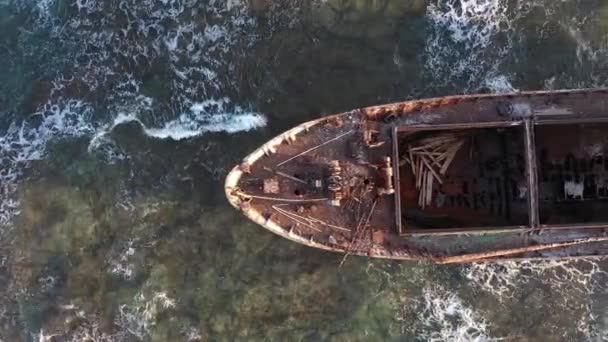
1,0,608,340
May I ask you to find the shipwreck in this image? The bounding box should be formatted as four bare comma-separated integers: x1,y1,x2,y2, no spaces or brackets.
225,89,608,263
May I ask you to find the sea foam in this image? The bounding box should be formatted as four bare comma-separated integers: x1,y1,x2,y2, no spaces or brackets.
424,0,530,92
0,0,266,229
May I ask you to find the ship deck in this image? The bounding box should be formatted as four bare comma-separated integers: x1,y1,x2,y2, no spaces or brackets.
226,89,608,262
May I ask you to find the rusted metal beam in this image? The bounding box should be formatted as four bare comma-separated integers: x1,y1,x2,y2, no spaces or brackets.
263,166,307,184
401,225,528,236
396,121,522,133
435,236,608,264
276,130,355,167
400,221,608,236
535,117,608,125
538,223,608,231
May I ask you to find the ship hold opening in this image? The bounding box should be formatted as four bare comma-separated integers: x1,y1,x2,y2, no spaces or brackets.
536,122,608,225
396,124,530,231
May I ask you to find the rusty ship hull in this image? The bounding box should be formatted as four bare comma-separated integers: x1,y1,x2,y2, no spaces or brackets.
225,89,608,263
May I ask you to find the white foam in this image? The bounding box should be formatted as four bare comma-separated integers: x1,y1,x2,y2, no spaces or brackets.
424,0,531,91
116,288,177,339
31,308,126,341
1,0,267,227
0,100,95,226
484,75,518,93
204,24,229,44
464,259,608,339
425,1,608,92
147,99,267,138
465,259,608,298
88,99,267,148
108,240,137,280
408,286,495,342
33,0,56,25
182,326,203,341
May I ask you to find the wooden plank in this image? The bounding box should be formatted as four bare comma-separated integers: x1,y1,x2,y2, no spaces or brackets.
440,141,464,174
409,138,456,151
524,119,539,230
416,157,423,188
427,173,433,206
417,151,443,168
419,170,427,207
420,156,443,184
408,145,416,175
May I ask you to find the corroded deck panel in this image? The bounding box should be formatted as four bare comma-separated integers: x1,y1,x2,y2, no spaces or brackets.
226,89,608,263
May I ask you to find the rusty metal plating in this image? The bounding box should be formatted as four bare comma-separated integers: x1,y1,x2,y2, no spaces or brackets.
226,88,608,263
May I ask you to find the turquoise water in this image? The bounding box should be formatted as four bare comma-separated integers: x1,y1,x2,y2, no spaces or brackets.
1,0,608,340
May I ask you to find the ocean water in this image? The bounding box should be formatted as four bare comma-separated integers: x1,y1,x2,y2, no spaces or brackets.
0,0,607,340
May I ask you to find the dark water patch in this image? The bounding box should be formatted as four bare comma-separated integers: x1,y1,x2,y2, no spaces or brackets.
140,61,175,104
241,6,430,124
511,14,583,89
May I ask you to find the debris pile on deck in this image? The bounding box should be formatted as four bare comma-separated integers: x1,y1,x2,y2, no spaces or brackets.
401,133,465,208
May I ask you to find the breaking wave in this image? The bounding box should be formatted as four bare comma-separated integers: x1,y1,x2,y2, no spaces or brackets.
420,287,493,342
90,98,266,146
464,259,608,340
399,286,495,342
0,0,267,227
424,0,527,91
0,99,95,226
424,0,608,92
